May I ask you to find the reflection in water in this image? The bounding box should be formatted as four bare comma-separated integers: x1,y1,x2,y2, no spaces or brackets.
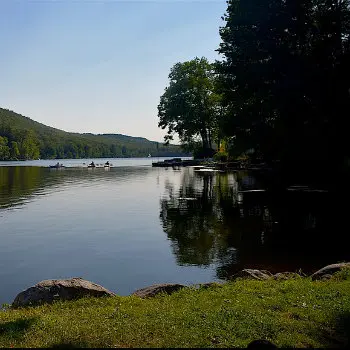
0,167,49,210
0,164,349,304
0,166,152,211
1,164,185,304
160,170,239,267
160,168,349,278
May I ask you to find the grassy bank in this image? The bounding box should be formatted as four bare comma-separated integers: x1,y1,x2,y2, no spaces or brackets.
1,271,350,348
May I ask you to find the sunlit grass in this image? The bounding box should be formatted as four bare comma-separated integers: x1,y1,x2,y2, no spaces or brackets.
1,271,349,348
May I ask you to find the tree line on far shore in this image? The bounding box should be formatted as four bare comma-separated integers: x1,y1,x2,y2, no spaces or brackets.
0,108,187,160
158,0,350,186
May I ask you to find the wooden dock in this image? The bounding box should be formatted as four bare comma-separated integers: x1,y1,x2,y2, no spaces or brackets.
152,158,202,167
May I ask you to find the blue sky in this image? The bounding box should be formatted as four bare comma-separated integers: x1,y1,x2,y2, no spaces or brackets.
0,0,227,143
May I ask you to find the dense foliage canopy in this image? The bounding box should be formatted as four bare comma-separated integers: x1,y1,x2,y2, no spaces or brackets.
158,57,223,157
0,108,187,160
216,0,350,174
158,0,350,186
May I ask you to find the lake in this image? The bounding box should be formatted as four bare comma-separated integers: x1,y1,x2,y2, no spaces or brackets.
0,158,349,304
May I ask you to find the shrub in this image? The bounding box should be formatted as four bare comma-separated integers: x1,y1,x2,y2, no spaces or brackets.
213,151,228,162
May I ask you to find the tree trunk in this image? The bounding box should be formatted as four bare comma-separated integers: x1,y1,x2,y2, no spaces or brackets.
208,128,212,150
201,130,209,150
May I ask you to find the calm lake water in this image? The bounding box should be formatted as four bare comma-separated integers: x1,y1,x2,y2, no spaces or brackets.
0,158,349,304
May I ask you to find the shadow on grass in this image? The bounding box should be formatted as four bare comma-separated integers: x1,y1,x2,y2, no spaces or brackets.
321,311,350,348
0,317,38,340
51,341,89,348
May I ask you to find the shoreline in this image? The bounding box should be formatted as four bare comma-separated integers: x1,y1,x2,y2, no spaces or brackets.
1,262,349,348
9,262,350,308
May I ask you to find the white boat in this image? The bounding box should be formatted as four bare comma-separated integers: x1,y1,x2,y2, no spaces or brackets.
194,168,223,173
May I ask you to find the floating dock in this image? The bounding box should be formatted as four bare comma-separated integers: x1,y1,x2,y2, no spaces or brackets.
152,158,201,167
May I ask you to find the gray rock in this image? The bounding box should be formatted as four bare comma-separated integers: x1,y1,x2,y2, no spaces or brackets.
12,277,115,307
320,273,334,281
132,283,186,298
232,269,273,281
311,262,350,280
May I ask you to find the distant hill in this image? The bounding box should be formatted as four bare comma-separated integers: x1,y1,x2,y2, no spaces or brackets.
0,108,189,160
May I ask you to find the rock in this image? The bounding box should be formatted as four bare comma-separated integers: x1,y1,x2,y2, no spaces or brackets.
320,274,333,281
232,269,273,281
12,277,115,307
273,272,301,280
311,262,350,280
132,283,186,298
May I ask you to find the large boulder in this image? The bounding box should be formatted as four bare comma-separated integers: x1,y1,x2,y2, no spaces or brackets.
311,262,350,280
132,283,186,298
232,269,273,281
12,277,115,307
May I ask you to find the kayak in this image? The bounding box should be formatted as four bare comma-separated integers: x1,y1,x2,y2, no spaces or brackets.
49,164,65,169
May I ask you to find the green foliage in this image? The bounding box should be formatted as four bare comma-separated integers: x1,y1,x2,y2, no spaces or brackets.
216,0,350,176
0,277,349,348
213,151,228,162
158,57,221,157
331,267,350,281
19,130,40,160
0,108,187,160
9,141,20,160
0,136,10,160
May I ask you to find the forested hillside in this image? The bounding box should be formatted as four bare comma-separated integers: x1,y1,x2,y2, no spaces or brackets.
0,108,187,160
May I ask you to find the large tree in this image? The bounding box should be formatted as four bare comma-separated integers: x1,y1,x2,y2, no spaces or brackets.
158,57,221,157
216,0,350,183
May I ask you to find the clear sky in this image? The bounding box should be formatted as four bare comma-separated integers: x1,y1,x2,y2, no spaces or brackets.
0,0,227,143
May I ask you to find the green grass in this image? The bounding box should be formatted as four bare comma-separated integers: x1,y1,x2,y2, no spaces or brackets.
1,272,350,348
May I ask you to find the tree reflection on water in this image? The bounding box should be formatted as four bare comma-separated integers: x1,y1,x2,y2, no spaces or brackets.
159,168,349,278
160,171,236,267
